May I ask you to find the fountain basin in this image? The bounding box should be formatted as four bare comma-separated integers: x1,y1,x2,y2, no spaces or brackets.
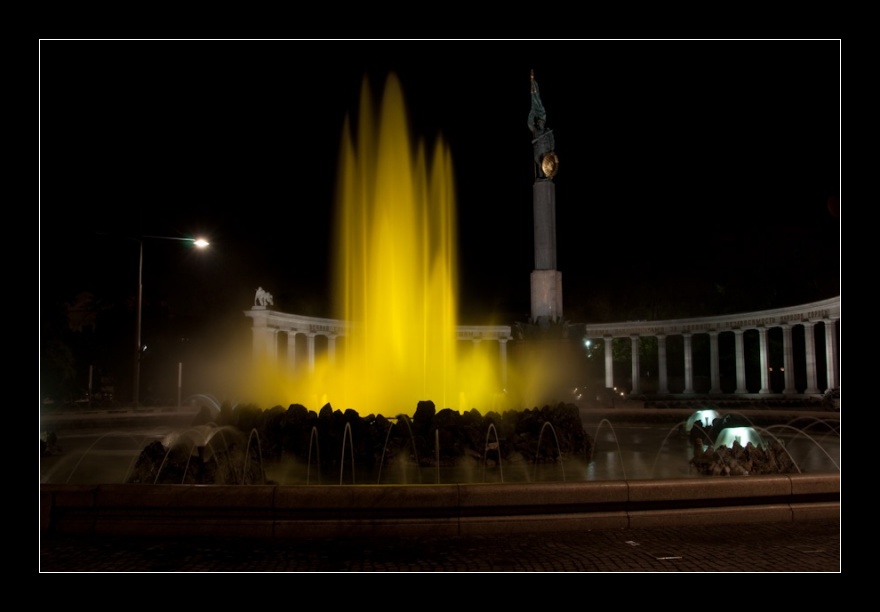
40,473,840,539
41,404,841,484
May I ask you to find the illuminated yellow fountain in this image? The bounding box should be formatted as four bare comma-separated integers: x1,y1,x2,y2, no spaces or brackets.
250,74,505,416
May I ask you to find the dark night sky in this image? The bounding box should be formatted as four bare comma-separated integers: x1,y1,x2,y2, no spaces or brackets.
40,40,840,335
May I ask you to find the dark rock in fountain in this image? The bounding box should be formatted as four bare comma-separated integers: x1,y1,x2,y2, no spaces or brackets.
688,418,798,476
126,400,593,485
690,438,797,476
127,426,265,485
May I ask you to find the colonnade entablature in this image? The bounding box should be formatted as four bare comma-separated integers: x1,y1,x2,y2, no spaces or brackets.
583,296,839,397
244,309,513,343
584,297,840,340
455,325,515,343
244,309,351,337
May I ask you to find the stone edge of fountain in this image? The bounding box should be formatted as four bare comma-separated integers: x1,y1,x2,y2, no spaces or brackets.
40,473,839,539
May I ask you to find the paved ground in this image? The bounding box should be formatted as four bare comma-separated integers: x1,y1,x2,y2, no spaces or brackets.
39,518,840,573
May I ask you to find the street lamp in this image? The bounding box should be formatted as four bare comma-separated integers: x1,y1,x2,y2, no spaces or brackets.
134,235,209,408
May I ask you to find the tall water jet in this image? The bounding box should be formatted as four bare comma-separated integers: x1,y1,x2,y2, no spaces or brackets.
254,74,503,416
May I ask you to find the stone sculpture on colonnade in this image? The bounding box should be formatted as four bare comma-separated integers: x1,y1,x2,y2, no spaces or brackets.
254,286,274,307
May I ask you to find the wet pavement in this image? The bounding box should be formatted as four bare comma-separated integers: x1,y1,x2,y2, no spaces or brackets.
39,518,840,573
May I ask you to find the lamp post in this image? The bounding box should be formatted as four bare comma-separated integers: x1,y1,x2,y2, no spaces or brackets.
133,235,209,408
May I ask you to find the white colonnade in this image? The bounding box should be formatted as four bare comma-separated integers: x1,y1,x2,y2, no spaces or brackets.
246,296,839,398
585,296,839,396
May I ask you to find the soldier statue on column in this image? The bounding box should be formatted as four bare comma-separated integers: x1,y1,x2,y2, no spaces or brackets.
528,69,559,179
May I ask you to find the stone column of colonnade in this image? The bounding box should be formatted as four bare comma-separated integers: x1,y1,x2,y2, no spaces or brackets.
683,333,694,394
306,333,316,372
803,321,820,394
499,338,509,388
781,324,797,394
584,298,840,398
657,335,669,394
758,326,771,394
327,333,337,365
280,331,338,375
286,330,296,371
603,336,613,389
708,331,722,394
247,313,275,365
824,318,839,391
266,328,278,361
734,329,747,394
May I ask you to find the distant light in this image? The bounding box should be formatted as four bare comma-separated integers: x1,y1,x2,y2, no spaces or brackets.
193,238,210,248
685,409,722,432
